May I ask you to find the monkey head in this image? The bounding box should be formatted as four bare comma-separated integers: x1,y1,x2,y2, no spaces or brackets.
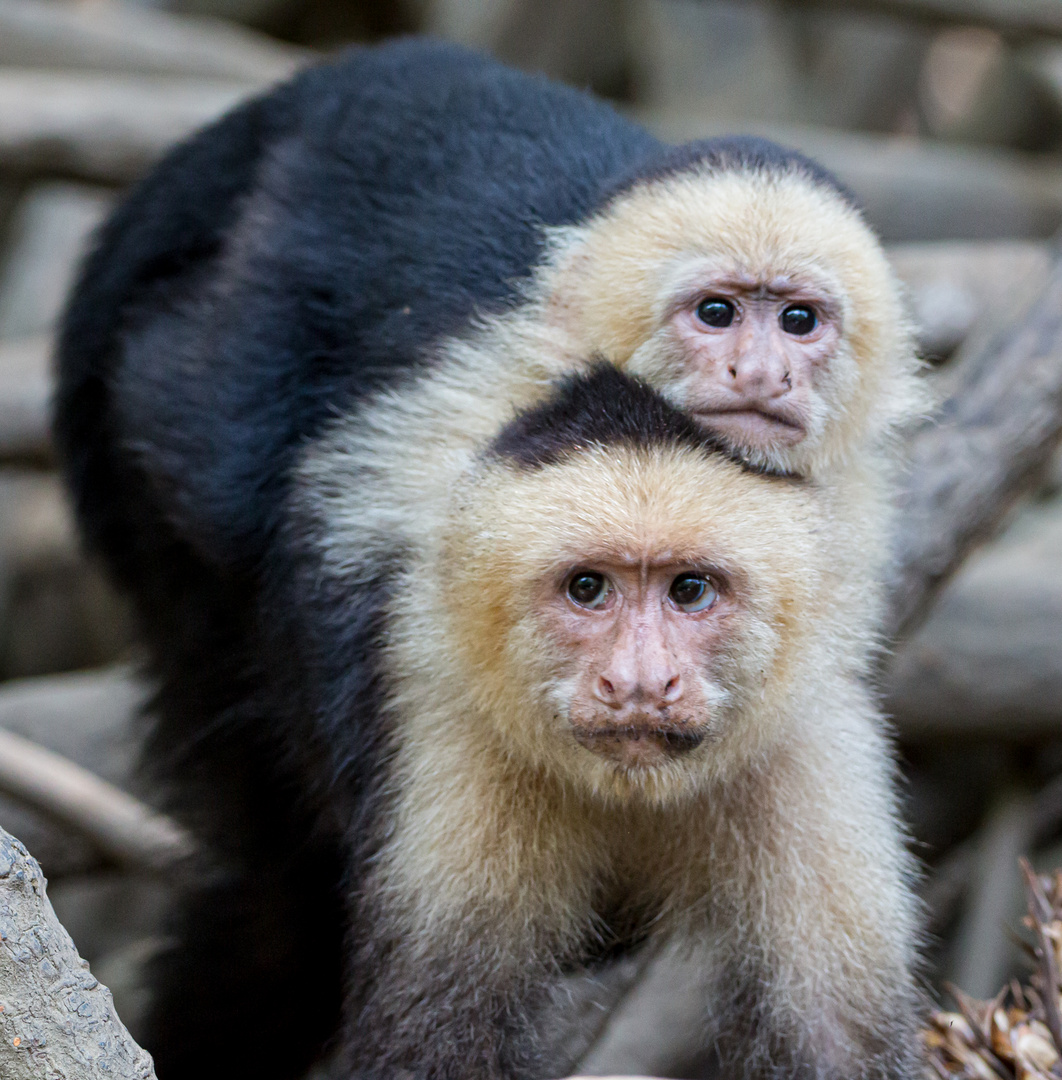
408,370,832,806
542,154,922,477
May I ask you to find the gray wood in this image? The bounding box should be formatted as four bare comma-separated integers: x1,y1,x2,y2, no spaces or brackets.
888,240,1051,359
0,183,114,340
0,71,251,183
779,0,1062,39
0,336,49,461
886,498,1062,736
885,246,1062,639
0,827,156,1079
0,667,146,878
0,0,303,81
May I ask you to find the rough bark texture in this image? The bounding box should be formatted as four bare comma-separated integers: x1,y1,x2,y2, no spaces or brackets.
0,826,156,1079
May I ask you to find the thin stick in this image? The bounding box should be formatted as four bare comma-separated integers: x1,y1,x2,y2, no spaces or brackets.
1019,858,1062,1052
0,726,192,874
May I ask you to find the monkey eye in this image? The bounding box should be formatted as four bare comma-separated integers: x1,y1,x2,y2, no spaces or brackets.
567,571,613,610
695,297,736,328
668,574,717,613
780,304,817,336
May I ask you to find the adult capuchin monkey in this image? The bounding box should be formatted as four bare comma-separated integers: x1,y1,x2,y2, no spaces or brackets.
53,39,923,1080
295,365,922,1080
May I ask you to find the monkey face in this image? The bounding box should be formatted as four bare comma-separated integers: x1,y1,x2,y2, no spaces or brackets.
544,166,919,477
538,558,735,769
639,262,845,463
434,443,829,804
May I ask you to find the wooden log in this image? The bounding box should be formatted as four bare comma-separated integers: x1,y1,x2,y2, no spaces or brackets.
0,183,115,340
0,0,304,81
0,727,191,874
888,240,1051,358
945,791,1035,998
885,248,1062,639
0,826,157,1080
0,336,49,461
0,71,251,182
886,498,1062,737
779,0,1062,39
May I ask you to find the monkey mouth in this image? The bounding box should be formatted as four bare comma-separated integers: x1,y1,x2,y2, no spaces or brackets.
573,724,705,767
693,407,806,446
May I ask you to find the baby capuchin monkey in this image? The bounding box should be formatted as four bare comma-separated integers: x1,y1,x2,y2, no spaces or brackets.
299,365,921,1080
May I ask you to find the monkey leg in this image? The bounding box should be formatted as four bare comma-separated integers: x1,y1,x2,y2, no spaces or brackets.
693,709,923,1080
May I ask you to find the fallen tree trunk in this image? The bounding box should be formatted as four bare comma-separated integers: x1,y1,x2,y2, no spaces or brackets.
0,0,304,81
0,826,156,1079
0,71,252,182
780,0,1062,39
885,244,1062,639
886,498,1062,737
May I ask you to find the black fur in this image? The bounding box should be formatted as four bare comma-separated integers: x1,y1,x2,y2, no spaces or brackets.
604,134,857,208
53,39,843,1080
491,363,795,478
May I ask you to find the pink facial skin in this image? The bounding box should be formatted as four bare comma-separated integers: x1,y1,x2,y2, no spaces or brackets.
542,559,734,769
666,274,841,452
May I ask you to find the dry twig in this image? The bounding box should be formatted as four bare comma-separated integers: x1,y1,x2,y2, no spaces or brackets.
0,727,191,874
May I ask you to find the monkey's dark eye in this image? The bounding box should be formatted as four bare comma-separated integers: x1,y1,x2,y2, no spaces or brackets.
780,305,817,336
567,572,612,609
696,298,736,328
668,574,717,613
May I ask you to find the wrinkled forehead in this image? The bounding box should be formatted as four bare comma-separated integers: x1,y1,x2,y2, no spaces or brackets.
453,445,818,580
584,168,889,298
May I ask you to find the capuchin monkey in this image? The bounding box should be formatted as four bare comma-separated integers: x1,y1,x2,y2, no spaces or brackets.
299,365,921,1080
53,40,923,1080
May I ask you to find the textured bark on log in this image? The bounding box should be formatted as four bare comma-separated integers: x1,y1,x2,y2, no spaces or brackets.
0,826,156,1079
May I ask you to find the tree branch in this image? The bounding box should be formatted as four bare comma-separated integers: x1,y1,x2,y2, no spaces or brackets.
0,826,157,1079
885,244,1062,640
0,727,192,874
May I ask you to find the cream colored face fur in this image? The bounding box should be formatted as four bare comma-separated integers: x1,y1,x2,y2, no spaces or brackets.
542,166,922,475
388,443,829,805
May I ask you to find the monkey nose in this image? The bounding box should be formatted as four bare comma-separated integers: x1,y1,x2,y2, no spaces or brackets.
593,671,683,710
727,354,791,398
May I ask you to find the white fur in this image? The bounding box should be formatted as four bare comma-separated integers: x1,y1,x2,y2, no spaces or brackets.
294,162,923,1077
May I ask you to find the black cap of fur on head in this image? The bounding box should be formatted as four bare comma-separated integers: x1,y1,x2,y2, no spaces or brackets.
490,363,795,478
604,135,858,209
